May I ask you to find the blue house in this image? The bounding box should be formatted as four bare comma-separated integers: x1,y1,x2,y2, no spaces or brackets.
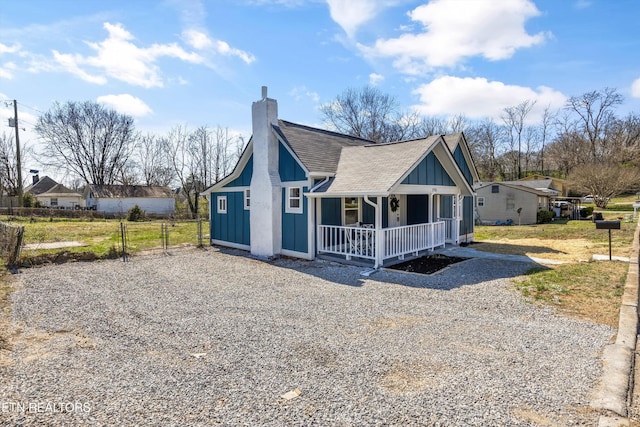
203,87,479,268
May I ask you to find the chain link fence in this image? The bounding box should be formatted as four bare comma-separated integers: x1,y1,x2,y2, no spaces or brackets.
10,218,208,267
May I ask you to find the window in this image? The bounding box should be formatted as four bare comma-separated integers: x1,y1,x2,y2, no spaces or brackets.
244,189,250,210
344,197,359,225
217,196,227,214
50,198,58,207
286,187,303,214
477,197,485,207
491,185,499,193
506,197,515,210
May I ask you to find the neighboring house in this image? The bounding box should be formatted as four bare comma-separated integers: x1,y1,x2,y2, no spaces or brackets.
24,175,57,196
516,175,570,196
35,183,84,209
84,185,175,215
202,87,479,268
475,182,551,225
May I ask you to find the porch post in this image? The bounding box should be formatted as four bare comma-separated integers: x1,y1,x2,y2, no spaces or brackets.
428,193,433,223
364,196,383,269
452,194,460,245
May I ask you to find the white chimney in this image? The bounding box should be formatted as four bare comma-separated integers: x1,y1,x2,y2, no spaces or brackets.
249,86,282,257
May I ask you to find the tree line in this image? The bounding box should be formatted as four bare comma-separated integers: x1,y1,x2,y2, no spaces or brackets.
0,101,245,218
321,86,640,207
1,86,638,215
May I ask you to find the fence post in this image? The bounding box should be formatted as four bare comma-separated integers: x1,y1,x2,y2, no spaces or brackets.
120,222,128,262
197,219,203,247
160,223,169,254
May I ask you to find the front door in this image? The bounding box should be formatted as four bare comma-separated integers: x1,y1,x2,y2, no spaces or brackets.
388,194,403,228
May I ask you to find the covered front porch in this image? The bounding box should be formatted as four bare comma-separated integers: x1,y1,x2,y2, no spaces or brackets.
311,192,466,268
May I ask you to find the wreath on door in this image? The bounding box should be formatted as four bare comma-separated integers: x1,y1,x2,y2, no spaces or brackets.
390,196,400,212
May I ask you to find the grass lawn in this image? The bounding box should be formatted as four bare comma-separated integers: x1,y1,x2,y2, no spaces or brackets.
475,219,636,328
1,216,203,263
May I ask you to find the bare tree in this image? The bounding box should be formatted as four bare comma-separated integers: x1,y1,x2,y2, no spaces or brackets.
565,87,623,162
35,101,137,185
136,133,174,186
538,105,556,174
606,112,640,164
163,125,201,218
321,86,413,142
417,116,449,137
502,100,536,179
448,114,469,134
466,119,505,181
162,124,242,218
567,162,640,208
0,132,20,196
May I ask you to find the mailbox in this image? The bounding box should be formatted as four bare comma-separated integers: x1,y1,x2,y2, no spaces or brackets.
595,220,621,230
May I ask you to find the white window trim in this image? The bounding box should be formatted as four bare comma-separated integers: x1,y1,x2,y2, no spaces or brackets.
286,187,303,214
217,196,227,214
244,189,250,210
477,197,485,207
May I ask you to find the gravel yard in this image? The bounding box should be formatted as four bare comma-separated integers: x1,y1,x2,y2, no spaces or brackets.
0,248,614,426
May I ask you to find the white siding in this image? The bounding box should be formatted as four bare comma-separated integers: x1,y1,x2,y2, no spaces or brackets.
36,195,85,209
476,185,546,225
95,197,175,214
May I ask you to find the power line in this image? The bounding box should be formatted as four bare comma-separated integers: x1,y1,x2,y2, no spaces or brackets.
17,101,43,115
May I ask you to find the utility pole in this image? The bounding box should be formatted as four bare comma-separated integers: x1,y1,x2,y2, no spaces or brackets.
11,100,23,207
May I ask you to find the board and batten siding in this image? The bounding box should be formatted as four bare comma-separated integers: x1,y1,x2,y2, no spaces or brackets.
401,152,455,186
279,142,309,255
210,155,252,247
211,191,250,245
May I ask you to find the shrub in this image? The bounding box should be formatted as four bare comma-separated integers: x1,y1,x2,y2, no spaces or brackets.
579,206,594,218
537,210,554,224
127,205,145,222
605,204,634,211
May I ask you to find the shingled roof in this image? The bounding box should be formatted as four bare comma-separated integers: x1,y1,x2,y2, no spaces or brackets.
87,185,173,198
25,176,57,195
39,183,82,196
274,120,373,174
320,136,441,195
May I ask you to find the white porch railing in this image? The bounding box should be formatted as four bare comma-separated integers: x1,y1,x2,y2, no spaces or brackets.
317,222,446,264
382,221,445,260
317,225,376,260
438,218,455,242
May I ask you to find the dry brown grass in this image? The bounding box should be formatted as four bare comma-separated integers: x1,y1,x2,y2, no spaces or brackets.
473,237,624,262
475,222,633,328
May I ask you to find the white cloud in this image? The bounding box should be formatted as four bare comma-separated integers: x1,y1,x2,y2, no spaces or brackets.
632,77,640,98
574,0,592,9
182,29,255,63
53,22,205,88
369,73,384,85
183,29,213,50
0,62,16,79
0,42,21,54
289,86,320,103
97,94,153,117
326,0,403,38
412,76,567,123
361,0,549,74
52,50,108,85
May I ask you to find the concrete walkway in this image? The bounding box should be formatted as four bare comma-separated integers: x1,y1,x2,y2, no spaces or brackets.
436,245,567,265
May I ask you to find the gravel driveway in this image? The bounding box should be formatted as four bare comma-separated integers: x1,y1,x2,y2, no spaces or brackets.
0,248,613,426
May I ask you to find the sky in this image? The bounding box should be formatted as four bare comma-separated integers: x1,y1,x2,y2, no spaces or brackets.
1,0,639,178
